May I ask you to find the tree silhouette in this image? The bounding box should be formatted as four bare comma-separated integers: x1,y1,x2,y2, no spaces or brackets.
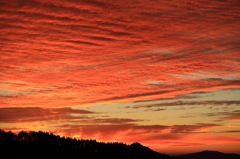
0,129,175,159
18,130,28,141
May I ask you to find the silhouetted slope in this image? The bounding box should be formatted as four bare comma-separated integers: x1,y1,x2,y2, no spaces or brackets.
0,140,90,159
0,129,177,159
179,150,240,159
129,142,155,154
81,142,174,159
0,140,173,159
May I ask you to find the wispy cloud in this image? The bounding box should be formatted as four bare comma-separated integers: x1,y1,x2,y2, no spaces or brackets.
122,100,240,111
200,110,240,122
222,111,240,121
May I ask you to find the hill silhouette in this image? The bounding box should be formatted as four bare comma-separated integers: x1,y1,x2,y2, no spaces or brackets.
129,142,153,152
179,150,240,159
0,129,179,159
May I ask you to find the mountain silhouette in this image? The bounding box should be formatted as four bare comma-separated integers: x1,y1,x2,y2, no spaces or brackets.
179,150,240,159
129,142,153,152
125,142,177,158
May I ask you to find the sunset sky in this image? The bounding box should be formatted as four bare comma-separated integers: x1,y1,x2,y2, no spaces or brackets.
1,0,240,155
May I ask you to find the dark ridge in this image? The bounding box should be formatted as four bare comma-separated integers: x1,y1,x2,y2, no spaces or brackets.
178,150,240,159
0,129,177,159
129,142,153,153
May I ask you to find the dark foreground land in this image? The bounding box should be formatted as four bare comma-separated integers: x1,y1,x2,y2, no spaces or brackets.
0,129,178,159
1,129,239,159
178,150,240,159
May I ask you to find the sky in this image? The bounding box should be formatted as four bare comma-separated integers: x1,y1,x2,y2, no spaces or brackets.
1,0,240,155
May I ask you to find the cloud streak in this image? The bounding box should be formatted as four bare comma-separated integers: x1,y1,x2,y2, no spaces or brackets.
0,107,94,123
125,100,240,110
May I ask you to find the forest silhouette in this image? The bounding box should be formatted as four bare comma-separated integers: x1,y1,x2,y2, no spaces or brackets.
1,129,239,159
0,129,179,159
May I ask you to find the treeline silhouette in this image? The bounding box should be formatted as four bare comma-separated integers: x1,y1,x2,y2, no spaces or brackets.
0,129,126,152
0,129,179,159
